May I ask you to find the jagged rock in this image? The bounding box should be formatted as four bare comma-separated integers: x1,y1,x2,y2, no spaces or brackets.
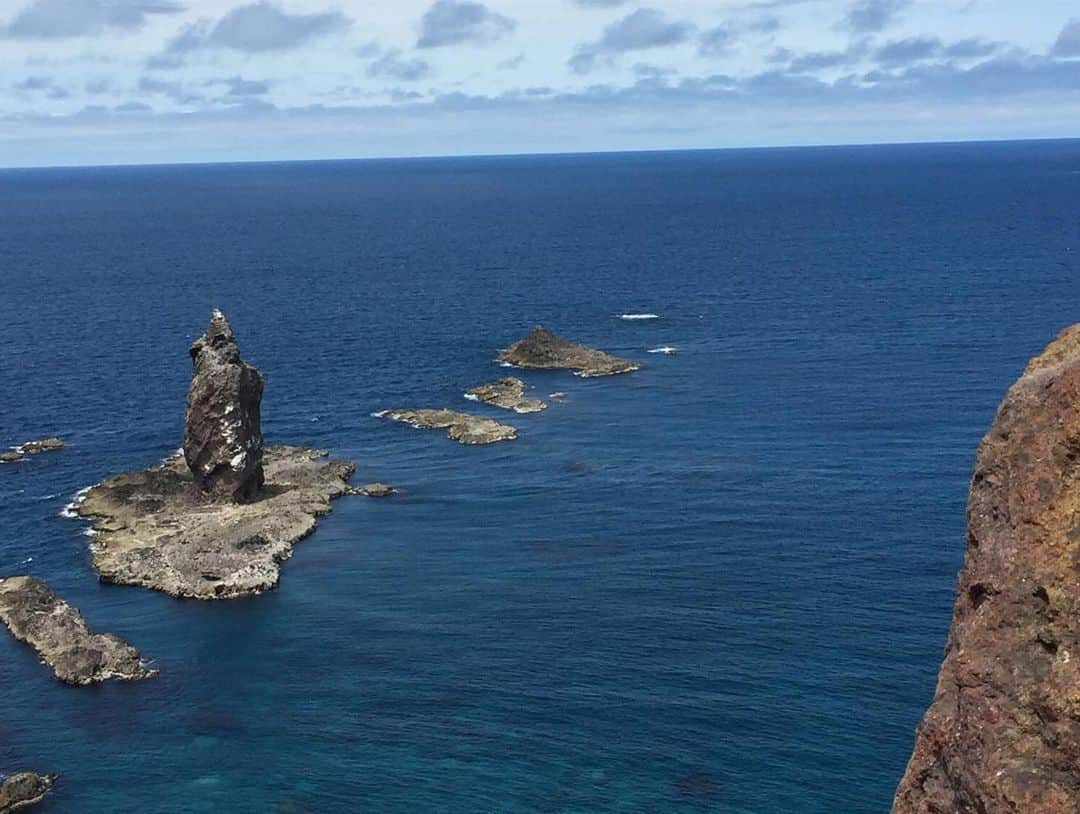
359,483,395,498
19,438,63,455
72,446,355,600
0,452,22,465
377,409,517,445
184,310,264,503
0,772,55,812
893,324,1080,814
465,377,546,413
0,577,154,685
498,327,639,377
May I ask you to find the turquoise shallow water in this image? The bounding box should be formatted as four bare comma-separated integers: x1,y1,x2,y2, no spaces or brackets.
0,141,1078,812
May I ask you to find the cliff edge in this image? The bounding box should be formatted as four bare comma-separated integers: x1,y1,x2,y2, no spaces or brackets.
894,325,1080,813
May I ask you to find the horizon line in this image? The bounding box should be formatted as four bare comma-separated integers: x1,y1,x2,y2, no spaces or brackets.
1,134,1077,173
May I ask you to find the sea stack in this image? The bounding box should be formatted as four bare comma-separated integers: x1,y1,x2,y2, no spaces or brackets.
893,324,1080,813
184,309,264,502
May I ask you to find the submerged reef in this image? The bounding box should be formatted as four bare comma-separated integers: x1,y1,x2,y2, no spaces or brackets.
893,324,1080,813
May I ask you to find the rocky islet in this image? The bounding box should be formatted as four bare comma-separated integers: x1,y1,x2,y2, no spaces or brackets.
0,576,154,685
498,327,640,377
464,377,546,413
376,408,518,445
0,772,56,813
1,438,64,465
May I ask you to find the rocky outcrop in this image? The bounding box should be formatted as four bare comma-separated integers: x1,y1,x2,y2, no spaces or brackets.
0,577,154,685
1,438,64,464
0,772,55,812
893,325,1080,814
72,446,355,600
498,327,639,378
20,438,63,454
357,483,395,498
184,310,264,502
377,409,517,445
465,378,546,413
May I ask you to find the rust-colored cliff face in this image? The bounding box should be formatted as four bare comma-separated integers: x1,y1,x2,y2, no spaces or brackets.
893,325,1080,813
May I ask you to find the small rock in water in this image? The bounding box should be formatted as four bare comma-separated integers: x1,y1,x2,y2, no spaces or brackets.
0,576,155,686
19,438,63,455
464,377,546,413
498,327,639,377
0,771,56,812
548,392,566,400
358,483,395,498
0,452,22,465
378,409,517,445
184,309,265,503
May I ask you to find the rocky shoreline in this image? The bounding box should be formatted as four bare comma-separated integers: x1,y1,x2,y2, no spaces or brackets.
893,324,1080,813
0,577,154,685
0,772,55,813
74,445,355,599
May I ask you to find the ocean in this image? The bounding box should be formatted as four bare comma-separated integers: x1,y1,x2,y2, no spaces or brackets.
1,140,1077,812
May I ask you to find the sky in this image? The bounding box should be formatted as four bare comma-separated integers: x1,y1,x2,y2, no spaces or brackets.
0,0,1078,166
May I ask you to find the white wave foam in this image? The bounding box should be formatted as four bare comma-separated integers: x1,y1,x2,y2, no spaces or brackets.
648,346,678,355
463,393,479,402
498,361,518,368
370,410,389,418
60,485,94,519
619,313,659,321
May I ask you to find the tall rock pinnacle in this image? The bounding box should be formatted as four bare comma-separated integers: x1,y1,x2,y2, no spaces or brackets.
183,309,264,502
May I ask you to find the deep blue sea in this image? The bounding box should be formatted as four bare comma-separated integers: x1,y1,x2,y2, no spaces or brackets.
0,140,1078,813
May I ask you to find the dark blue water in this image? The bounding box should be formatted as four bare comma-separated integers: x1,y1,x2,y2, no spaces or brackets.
0,141,1077,813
